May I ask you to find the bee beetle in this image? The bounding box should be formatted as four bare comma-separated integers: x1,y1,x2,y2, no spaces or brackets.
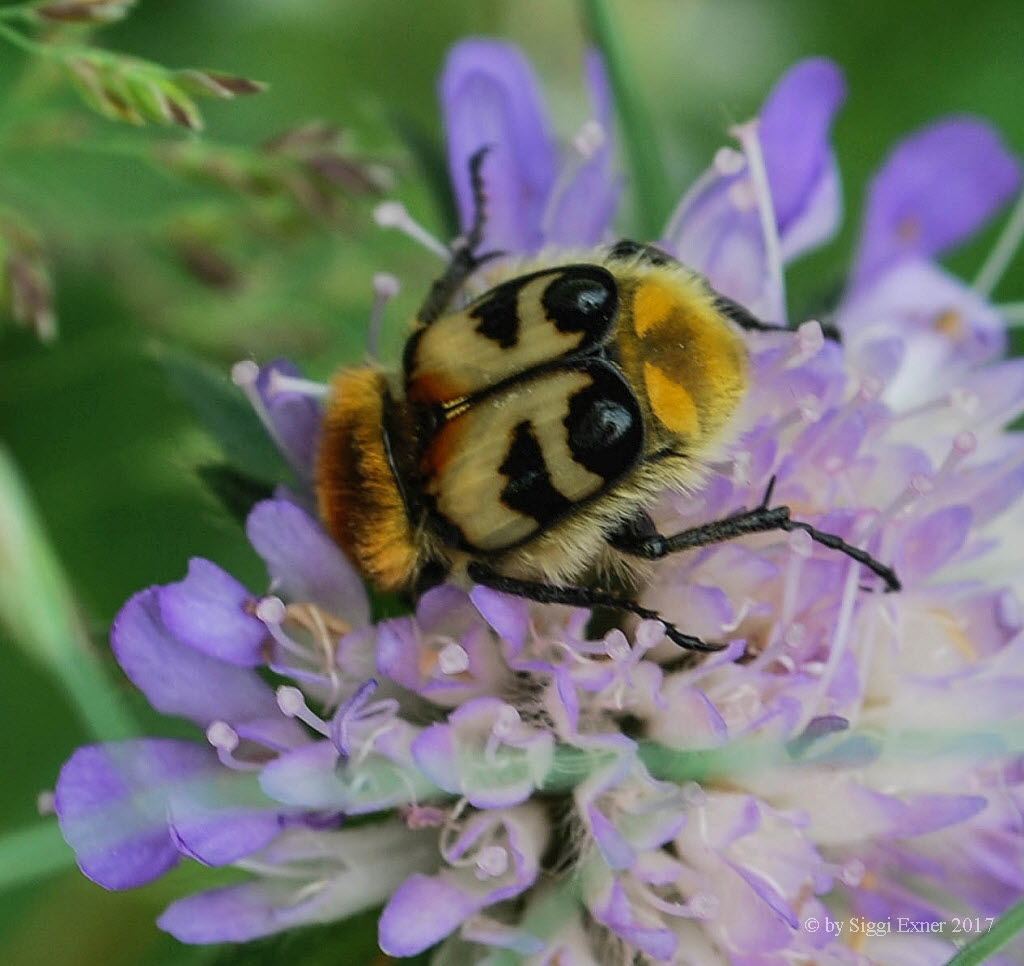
317,151,899,651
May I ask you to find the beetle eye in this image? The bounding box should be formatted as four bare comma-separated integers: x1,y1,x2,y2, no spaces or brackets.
542,267,617,334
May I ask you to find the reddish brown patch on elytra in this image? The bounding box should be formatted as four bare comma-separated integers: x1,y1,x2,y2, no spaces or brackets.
419,418,466,480
406,371,470,407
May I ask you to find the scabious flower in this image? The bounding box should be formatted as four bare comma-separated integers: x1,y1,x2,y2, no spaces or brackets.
55,38,1024,966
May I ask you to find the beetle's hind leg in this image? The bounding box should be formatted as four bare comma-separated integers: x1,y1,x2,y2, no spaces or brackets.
466,562,725,653
608,477,900,592
417,146,505,326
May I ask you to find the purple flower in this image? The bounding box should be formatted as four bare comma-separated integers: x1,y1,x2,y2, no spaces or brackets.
54,41,1024,966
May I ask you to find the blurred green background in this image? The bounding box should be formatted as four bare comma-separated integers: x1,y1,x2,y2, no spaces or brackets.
1,1,1022,964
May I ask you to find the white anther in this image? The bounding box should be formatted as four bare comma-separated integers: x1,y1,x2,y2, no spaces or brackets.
841,858,866,887
438,642,470,675
206,720,240,752
493,705,521,739
604,629,631,661
794,320,825,360
475,845,509,879
231,359,260,388
775,654,797,672
784,623,808,649
572,119,606,158
680,781,706,808
373,201,449,258
256,596,287,625
276,685,308,718
373,272,400,300
713,146,745,176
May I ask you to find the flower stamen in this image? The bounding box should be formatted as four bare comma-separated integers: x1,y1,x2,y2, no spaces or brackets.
231,361,300,461
731,119,787,325
205,720,264,771
276,685,331,738
266,370,329,400
373,201,449,259
368,272,400,360
974,188,1024,297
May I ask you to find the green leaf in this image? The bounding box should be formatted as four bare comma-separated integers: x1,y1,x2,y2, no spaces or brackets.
154,347,291,485
196,463,275,525
0,446,137,740
0,820,75,891
208,911,384,966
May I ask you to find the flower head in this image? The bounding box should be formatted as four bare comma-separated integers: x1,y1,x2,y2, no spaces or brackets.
55,40,1024,966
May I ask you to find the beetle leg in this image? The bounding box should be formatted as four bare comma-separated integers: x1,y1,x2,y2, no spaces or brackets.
466,562,724,652
608,478,900,592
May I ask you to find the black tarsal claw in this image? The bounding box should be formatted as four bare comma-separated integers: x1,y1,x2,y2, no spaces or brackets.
664,623,727,653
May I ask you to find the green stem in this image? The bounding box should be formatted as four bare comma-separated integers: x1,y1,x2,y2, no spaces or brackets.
580,0,671,240
943,897,1024,965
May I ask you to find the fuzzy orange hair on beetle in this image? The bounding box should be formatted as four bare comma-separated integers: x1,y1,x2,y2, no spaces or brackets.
317,150,899,651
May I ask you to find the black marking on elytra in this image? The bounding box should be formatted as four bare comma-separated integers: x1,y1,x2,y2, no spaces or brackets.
470,274,530,348
541,266,618,336
499,421,573,526
563,363,644,480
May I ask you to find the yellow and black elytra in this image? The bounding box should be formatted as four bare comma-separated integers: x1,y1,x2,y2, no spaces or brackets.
317,150,899,651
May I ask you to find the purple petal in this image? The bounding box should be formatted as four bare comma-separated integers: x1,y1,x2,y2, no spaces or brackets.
544,49,621,246
259,741,346,808
895,506,973,582
112,589,283,726
471,586,530,652
889,795,988,838
593,879,678,961
837,258,1006,394
169,804,283,867
255,359,322,480
852,117,1022,286
664,168,773,316
161,823,438,943
379,873,479,956
158,558,266,667
160,879,310,943
440,39,557,253
246,499,369,626
759,58,847,253
663,59,846,316
55,740,217,888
